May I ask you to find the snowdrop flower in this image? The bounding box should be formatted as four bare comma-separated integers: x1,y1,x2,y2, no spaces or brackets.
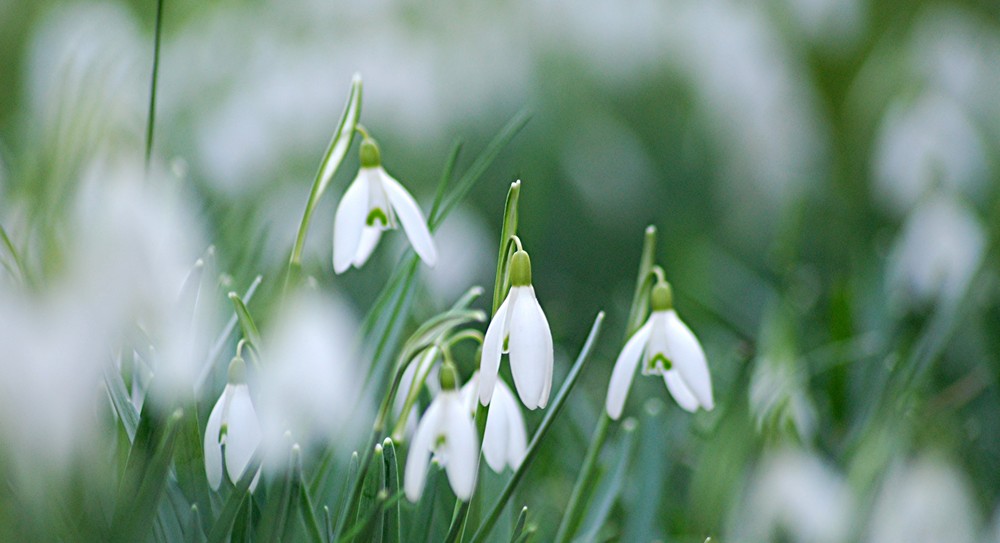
404,363,479,502
461,372,527,473
333,136,437,273
606,280,713,419
204,357,261,491
479,249,554,410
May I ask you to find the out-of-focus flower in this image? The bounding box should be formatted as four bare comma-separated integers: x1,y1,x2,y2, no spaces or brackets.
749,309,817,442
404,364,478,502
393,346,440,442
204,357,261,491
258,292,367,458
873,92,988,215
867,457,981,543
479,249,554,410
606,281,714,419
461,372,527,473
731,448,854,543
887,192,985,307
333,137,436,273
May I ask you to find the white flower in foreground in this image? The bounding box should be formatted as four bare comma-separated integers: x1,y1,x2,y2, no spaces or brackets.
461,372,527,473
333,137,437,273
606,281,713,419
204,357,261,490
404,364,479,502
479,250,554,410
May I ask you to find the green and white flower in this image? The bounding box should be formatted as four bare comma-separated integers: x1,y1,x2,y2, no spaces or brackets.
605,281,713,419
404,364,479,502
204,357,261,490
462,372,527,473
479,249,553,410
333,137,437,273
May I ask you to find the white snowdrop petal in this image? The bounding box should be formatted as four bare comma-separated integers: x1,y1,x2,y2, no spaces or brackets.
664,371,700,412
645,311,670,371
333,172,370,274
381,170,437,267
352,225,382,268
499,382,527,470
404,400,441,502
479,297,510,406
203,391,226,490
443,395,479,501
481,389,510,472
224,385,262,485
508,287,553,410
664,311,714,410
605,319,654,420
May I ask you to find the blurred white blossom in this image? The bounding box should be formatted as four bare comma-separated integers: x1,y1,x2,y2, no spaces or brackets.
887,193,985,307
258,292,368,461
867,457,981,543
733,448,854,543
873,92,988,215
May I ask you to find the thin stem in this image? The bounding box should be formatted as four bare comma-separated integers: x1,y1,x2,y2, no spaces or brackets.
509,234,524,252
354,124,371,140
143,0,165,173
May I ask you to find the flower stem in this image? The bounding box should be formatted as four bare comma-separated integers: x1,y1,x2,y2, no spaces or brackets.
143,0,165,174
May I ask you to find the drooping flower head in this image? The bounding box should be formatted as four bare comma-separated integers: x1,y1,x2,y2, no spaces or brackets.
605,279,714,419
404,362,479,502
333,135,437,273
479,248,554,410
461,372,527,473
204,356,262,490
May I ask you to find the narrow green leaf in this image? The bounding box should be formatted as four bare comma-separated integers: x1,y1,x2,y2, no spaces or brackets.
188,505,207,543
492,180,521,315
338,491,404,543
256,445,299,542
382,438,401,543
206,450,262,543
104,366,139,442
142,0,164,171
625,225,657,338
469,312,606,543
228,291,262,349
288,73,363,269
576,419,638,541
434,110,530,229
510,507,528,543
0,222,26,283
429,140,463,223
174,404,213,531
356,444,386,542
299,471,325,543
111,408,184,542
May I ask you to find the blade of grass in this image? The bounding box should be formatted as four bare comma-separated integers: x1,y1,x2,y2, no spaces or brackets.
143,0,165,172
286,74,362,289
206,450,262,543
228,291,262,350
468,311,606,543
382,438,401,543
576,419,637,541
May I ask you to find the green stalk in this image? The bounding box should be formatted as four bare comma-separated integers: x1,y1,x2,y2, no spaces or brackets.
553,225,657,543
492,181,521,314
285,75,363,292
468,311,605,543
144,0,165,173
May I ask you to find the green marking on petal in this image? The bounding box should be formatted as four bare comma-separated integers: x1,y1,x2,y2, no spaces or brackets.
366,208,389,227
502,335,509,352
646,353,672,374
435,434,447,449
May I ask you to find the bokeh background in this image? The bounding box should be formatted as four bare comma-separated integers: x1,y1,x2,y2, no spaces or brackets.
2,0,1000,541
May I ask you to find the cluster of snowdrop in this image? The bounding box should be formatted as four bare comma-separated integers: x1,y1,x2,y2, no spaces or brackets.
201,78,715,506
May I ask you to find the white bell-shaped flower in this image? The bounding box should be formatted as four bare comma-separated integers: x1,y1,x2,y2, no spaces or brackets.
461,372,527,473
333,138,437,273
479,250,553,410
404,364,479,502
204,357,262,490
605,281,714,419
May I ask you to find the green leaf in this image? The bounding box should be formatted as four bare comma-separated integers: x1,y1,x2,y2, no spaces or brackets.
0,222,27,284
288,73,363,269
356,443,386,542
256,445,299,542
111,408,184,542
576,419,638,541
104,366,139,442
206,450,262,543
492,180,521,315
625,225,657,339
382,438,401,543
228,291,262,350
510,507,528,543
468,311,606,543
299,466,325,543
